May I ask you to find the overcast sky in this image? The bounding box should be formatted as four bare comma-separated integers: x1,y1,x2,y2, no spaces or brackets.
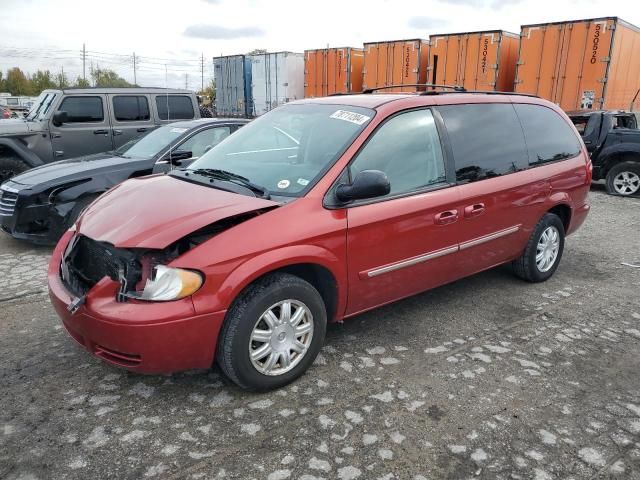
1,0,638,90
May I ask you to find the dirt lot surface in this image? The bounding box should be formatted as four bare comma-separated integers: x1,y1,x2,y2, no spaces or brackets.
1,187,639,480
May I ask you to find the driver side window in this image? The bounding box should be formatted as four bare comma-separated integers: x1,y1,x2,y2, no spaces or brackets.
349,109,446,197
179,127,231,159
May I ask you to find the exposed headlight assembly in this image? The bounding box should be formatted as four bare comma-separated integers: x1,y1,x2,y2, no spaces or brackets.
136,265,203,301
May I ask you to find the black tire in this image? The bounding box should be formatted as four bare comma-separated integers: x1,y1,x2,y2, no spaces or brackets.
216,273,327,391
605,161,640,197
0,155,28,184
512,213,565,283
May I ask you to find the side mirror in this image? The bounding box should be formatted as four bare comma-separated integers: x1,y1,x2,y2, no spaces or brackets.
336,170,390,202
52,111,68,127
168,150,192,165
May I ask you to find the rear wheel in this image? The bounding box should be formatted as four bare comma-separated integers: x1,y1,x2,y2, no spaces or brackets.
216,273,327,391
606,161,640,197
0,156,28,184
512,213,565,283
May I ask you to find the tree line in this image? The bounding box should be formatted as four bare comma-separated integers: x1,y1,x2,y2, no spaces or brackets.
0,67,134,96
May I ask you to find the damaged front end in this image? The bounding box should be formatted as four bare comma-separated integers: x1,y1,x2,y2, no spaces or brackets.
1,178,95,245
60,210,273,309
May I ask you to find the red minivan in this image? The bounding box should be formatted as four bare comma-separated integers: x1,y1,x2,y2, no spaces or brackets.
48,90,591,390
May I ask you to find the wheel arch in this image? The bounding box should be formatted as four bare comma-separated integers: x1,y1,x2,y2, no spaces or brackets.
547,203,572,233
0,138,44,168
599,148,640,177
190,245,347,323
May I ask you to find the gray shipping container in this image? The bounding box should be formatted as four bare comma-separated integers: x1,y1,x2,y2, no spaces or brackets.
214,55,253,117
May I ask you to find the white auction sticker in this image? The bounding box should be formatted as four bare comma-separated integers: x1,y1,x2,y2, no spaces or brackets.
297,178,310,186
330,110,371,125
170,128,188,133
277,179,290,189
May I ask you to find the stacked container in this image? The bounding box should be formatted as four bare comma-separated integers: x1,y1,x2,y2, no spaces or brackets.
304,48,364,97
515,17,640,111
362,39,430,92
213,55,253,117
249,52,304,116
427,31,519,92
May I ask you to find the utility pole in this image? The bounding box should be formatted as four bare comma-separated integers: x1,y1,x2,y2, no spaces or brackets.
60,66,65,88
132,52,137,86
200,52,205,92
185,73,188,90
82,43,86,81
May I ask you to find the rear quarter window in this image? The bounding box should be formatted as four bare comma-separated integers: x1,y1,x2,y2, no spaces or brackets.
514,104,582,166
438,103,529,183
155,95,194,120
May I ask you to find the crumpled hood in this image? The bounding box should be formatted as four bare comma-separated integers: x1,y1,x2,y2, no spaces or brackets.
76,175,279,249
0,119,44,136
9,153,143,188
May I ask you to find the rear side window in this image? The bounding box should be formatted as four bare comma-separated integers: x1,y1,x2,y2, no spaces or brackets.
59,96,104,123
514,104,582,166
438,103,528,183
349,109,446,197
156,95,194,120
113,96,150,121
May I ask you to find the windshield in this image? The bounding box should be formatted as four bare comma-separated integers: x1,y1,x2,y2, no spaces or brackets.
26,92,57,121
115,124,188,159
184,104,374,196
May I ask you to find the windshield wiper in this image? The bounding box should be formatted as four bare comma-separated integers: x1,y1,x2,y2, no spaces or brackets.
190,168,271,199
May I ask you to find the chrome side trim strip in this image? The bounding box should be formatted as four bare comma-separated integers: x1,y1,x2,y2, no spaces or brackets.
364,224,521,278
459,225,521,251
367,245,459,278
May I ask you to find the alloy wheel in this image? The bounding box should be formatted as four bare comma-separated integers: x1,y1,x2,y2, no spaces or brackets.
613,171,640,196
536,226,560,272
248,299,314,376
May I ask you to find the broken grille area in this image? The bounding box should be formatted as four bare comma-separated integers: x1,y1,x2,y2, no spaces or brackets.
62,235,141,297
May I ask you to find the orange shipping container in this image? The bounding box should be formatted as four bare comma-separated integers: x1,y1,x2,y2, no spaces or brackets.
304,48,363,97
363,39,429,92
428,30,519,92
515,17,640,111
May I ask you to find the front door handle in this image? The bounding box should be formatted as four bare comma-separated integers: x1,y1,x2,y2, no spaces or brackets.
93,129,109,135
464,203,485,218
434,209,458,225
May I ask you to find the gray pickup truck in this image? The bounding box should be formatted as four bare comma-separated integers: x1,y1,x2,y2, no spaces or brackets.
0,88,200,183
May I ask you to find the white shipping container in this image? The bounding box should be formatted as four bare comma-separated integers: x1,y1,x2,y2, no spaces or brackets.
250,52,304,116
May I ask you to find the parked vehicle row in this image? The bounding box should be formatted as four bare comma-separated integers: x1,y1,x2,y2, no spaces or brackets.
44,89,591,390
0,87,201,181
0,118,247,244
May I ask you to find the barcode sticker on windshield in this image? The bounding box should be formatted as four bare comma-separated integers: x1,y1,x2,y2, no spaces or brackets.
170,128,188,133
330,110,370,125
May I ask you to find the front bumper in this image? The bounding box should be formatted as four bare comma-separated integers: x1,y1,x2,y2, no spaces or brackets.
0,189,66,245
48,231,227,374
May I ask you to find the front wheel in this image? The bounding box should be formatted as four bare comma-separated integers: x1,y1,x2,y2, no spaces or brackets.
216,273,327,391
606,161,640,197
0,156,28,184
512,213,565,283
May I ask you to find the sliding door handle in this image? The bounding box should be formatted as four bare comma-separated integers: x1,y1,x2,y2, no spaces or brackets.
434,209,459,225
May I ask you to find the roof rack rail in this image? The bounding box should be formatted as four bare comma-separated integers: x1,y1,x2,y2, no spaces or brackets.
420,90,540,98
362,84,466,94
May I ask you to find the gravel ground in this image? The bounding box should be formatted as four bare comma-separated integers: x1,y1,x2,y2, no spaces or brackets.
1,187,639,480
